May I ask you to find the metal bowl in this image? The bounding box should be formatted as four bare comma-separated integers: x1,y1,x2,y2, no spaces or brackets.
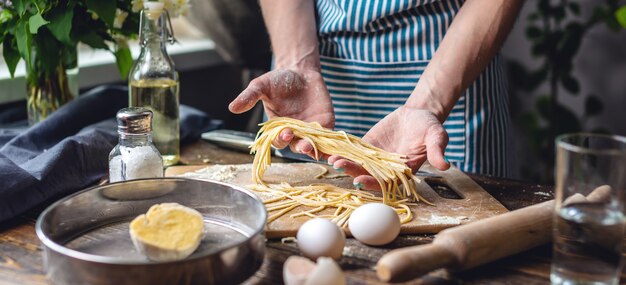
36,178,267,285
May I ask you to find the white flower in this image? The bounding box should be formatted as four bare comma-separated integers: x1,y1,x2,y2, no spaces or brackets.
172,0,191,17
131,0,144,13
169,0,190,17
136,0,190,18
114,9,128,29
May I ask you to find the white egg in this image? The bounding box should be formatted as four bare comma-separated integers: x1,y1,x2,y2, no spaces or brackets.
283,256,316,285
296,218,345,260
304,257,346,285
348,203,400,245
283,256,346,285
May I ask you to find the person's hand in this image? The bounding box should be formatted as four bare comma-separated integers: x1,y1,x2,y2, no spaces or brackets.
229,68,334,153
328,106,450,190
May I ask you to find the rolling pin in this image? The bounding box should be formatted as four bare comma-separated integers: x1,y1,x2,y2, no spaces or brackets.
376,185,611,282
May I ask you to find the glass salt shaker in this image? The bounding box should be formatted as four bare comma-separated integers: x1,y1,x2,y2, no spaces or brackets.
109,107,164,182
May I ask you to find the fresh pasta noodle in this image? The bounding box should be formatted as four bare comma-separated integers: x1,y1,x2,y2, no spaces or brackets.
250,117,429,204
250,183,414,227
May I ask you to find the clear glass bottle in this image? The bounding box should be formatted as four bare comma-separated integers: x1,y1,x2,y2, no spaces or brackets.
128,3,180,166
109,107,164,182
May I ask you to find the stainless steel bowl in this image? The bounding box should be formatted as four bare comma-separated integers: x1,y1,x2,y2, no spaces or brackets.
36,178,267,285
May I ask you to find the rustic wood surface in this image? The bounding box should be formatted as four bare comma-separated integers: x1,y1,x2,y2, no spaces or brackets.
0,140,622,285
166,162,509,237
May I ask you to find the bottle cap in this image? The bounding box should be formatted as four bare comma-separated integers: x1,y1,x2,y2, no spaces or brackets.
116,107,153,134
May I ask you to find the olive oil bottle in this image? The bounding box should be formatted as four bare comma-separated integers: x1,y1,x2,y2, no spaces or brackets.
128,3,180,166
129,79,179,166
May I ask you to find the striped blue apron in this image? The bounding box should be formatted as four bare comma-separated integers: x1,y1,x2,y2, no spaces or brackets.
316,0,512,177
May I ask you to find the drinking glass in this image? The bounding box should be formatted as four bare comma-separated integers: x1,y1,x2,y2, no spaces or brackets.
551,133,626,285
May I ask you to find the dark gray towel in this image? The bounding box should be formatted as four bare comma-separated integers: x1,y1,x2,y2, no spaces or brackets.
0,85,221,223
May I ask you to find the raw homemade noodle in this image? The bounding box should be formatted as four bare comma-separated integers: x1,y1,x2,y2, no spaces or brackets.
249,117,431,226
251,183,413,227
251,117,427,204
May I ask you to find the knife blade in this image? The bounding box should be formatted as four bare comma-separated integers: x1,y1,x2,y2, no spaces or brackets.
200,129,322,163
201,129,255,153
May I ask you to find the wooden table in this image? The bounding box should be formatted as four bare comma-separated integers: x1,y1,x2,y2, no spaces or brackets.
0,140,614,285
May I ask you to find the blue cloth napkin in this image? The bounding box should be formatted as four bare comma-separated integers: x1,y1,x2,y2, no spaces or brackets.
0,85,221,223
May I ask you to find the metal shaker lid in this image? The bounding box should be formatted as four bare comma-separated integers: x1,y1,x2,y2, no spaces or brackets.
116,107,153,134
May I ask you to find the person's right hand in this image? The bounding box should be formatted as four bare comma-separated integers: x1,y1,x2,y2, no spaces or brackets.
228,68,335,154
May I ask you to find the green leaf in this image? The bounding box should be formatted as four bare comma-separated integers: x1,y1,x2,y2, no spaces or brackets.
505,61,547,92
594,6,622,32
561,76,580,94
115,46,133,80
568,3,581,16
85,0,116,27
538,0,550,13
553,6,566,22
0,9,13,24
535,95,551,119
506,61,529,82
516,112,541,154
28,13,49,34
63,45,78,68
46,5,75,45
518,112,539,133
2,35,21,78
584,95,603,116
545,30,564,53
79,31,109,49
616,6,626,28
33,29,62,75
531,41,547,56
558,23,584,60
13,0,29,16
534,96,581,135
525,26,542,39
555,104,581,134
525,68,548,92
15,18,32,70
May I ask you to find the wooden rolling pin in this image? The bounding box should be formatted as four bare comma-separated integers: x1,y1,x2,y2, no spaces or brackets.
376,185,611,282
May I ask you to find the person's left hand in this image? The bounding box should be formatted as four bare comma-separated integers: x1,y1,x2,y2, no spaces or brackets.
328,106,451,190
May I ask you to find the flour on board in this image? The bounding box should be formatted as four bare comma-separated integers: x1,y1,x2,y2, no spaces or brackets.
427,215,468,225
179,164,252,182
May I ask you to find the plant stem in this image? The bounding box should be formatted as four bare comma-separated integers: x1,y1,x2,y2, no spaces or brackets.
542,2,561,181
26,62,74,124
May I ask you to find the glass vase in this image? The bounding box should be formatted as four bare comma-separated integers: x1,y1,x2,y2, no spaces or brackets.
26,48,79,125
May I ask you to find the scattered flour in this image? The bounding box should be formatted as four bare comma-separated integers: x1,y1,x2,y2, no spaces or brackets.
179,164,252,182
534,191,552,197
427,215,468,225
270,69,304,96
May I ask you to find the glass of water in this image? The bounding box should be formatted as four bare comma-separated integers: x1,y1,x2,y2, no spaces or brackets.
551,133,626,285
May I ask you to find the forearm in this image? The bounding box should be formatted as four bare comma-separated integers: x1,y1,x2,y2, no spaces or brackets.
406,0,523,122
259,0,320,70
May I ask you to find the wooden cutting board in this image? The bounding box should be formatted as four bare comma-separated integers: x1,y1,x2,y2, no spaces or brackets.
166,163,508,238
